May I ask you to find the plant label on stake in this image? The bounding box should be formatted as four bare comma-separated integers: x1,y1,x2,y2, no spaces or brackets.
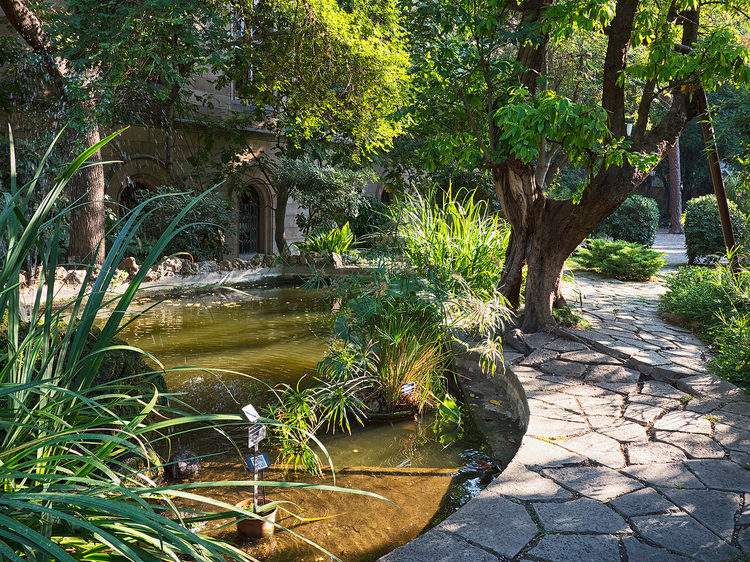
242,404,260,422
245,453,271,472
243,404,266,514
245,452,271,505
247,424,266,448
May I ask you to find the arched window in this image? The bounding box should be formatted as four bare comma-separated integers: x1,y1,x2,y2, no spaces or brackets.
119,179,153,217
239,186,261,254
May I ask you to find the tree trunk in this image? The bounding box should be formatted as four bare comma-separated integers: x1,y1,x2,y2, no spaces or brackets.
68,125,106,265
1,0,107,266
274,185,288,254
668,139,683,234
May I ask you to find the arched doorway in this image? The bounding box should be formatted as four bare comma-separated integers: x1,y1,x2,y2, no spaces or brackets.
238,186,261,254
118,179,153,216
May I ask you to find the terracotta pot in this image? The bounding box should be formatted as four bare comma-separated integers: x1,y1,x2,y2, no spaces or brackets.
235,499,278,538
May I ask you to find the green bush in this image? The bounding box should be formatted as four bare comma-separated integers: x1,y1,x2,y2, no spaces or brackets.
348,195,390,244
109,185,233,262
572,239,666,281
598,194,660,247
296,221,355,256
684,194,747,265
660,264,750,389
392,190,510,298
711,312,750,386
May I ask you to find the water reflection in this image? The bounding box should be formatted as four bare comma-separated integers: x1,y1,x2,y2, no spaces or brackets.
117,287,330,415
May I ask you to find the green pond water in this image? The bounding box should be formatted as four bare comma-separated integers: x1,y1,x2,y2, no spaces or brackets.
115,285,520,561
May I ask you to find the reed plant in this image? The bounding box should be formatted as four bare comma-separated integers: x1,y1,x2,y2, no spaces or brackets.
0,128,388,561
391,189,510,299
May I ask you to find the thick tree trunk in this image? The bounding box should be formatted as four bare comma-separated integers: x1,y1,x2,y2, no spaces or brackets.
493,163,580,332
668,139,683,234
2,0,107,265
68,125,106,265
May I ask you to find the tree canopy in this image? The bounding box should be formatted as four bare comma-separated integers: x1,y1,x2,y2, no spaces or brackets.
397,0,750,331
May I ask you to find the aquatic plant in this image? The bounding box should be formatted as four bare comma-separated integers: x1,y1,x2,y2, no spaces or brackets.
0,127,389,561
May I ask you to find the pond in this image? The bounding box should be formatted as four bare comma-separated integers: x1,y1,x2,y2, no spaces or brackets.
116,285,522,561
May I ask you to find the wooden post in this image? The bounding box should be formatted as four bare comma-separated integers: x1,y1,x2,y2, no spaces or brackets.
697,89,739,274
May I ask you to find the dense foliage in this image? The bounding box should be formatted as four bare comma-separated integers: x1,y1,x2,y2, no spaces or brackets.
572,239,666,282
660,263,750,388
597,194,660,248
272,157,376,236
394,0,750,331
109,185,233,262
266,190,512,473
684,195,747,265
1,132,387,561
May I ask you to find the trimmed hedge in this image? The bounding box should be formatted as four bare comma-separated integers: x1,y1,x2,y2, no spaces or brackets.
598,194,660,247
684,195,747,265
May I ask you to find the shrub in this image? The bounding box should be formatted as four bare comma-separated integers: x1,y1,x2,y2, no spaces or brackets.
296,222,354,256
392,189,510,299
660,263,750,389
572,239,666,281
348,195,390,244
711,312,750,386
684,194,747,265
109,185,233,262
598,194,660,247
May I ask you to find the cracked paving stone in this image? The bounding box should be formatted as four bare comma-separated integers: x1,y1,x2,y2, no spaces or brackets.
627,394,681,409
436,494,538,559
631,512,738,562
719,401,750,417
519,348,558,367
624,402,665,425
653,410,712,434
379,530,502,562
559,350,621,364
660,488,740,541
514,435,586,468
526,391,581,411
532,497,630,533
485,461,573,501
627,442,687,464
686,459,750,493
588,416,648,442
557,432,625,468
525,534,620,562
675,375,747,401
527,398,582,420
585,364,640,386
655,432,725,459
607,487,678,517
539,359,588,378
543,338,589,352
714,425,750,451
621,536,692,562
575,395,623,417
639,381,689,400
541,466,642,501
622,463,705,489
526,416,589,439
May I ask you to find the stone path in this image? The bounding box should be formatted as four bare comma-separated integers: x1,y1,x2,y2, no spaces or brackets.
381,233,750,562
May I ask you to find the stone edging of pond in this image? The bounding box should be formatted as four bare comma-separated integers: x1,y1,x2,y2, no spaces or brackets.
381,327,750,562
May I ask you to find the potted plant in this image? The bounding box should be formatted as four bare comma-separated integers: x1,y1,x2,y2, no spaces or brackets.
234,499,279,538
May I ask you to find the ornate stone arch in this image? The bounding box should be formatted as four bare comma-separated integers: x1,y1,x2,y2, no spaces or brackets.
106,155,170,215
230,178,274,256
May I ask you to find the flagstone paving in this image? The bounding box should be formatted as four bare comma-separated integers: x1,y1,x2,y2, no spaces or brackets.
381,233,750,562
